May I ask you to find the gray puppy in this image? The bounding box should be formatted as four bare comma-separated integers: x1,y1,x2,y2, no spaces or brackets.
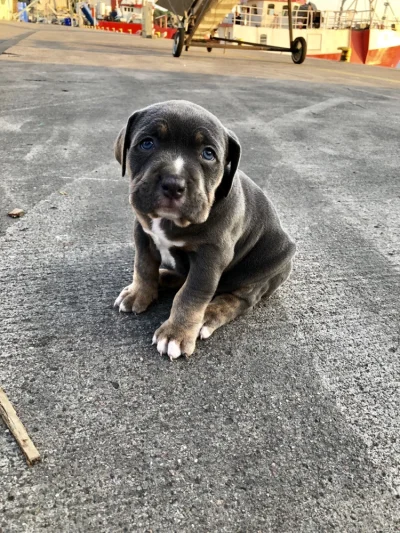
114,100,295,359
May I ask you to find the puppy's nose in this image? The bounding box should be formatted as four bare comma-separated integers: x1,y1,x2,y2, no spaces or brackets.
160,176,186,200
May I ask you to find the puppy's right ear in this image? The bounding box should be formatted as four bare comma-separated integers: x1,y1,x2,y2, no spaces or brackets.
114,112,140,177
114,126,125,168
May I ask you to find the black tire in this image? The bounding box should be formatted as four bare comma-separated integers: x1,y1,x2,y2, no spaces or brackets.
291,36,307,64
173,27,185,57
207,47,212,52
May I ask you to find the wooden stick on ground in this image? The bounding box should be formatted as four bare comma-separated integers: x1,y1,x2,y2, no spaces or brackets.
0,387,41,466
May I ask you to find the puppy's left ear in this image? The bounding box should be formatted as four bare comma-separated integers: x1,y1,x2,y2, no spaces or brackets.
219,129,241,198
114,111,140,177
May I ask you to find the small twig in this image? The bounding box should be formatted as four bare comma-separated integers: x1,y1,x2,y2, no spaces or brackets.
0,387,41,466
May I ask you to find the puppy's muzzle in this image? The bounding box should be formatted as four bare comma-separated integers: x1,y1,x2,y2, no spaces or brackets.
160,175,186,201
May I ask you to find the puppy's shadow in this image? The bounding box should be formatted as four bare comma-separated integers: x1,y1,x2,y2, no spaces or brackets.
16,244,294,365
144,286,178,322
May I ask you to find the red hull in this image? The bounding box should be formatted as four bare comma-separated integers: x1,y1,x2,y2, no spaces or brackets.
366,44,400,68
97,20,177,39
308,30,400,68
350,29,400,68
308,52,341,61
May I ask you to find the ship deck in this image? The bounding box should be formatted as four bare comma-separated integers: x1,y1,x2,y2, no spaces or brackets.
1,21,400,533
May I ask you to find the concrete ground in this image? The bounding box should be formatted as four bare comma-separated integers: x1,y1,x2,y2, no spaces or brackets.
0,21,399,532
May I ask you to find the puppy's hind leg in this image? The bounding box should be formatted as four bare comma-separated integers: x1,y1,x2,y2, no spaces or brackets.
199,293,251,340
199,261,293,340
159,268,186,290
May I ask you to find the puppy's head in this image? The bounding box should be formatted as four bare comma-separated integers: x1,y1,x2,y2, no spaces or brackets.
114,100,241,226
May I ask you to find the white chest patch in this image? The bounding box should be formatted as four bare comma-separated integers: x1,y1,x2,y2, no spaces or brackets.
143,218,185,268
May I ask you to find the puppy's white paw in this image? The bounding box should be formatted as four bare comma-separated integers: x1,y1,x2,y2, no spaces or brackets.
155,337,182,360
167,341,182,359
114,285,131,308
153,319,199,359
199,326,212,340
156,337,168,355
152,335,181,359
114,283,157,314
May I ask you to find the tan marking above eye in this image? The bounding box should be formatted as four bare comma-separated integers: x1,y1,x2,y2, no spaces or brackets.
195,132,204,144
157,122,168,138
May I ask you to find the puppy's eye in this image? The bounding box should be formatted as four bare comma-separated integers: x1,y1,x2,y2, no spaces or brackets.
139,138,154,151
202,148,216,161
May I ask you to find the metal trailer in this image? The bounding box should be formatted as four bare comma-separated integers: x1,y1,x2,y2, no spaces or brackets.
157,0,307,64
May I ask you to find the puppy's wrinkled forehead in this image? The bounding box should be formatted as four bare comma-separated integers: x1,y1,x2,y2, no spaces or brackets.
133,101,227,151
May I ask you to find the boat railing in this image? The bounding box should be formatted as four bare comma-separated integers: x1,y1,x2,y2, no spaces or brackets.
222,8,399,31
223,7,263,28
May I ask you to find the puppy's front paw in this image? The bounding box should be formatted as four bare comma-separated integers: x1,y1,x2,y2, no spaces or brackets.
114,283,157,314
152,320,200,360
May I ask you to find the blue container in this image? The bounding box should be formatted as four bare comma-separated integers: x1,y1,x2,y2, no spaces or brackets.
64,17,72,26
17,2,29,22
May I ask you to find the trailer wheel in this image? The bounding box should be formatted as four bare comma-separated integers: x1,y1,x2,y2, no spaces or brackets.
291,37,307,64
207,47,212,52
173,27,185,58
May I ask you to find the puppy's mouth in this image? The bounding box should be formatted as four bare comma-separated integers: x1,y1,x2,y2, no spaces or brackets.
149,197,196,227
153,195,181,216
158,196,183,210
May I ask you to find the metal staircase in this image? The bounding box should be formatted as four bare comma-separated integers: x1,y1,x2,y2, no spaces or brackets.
190,0,238,40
